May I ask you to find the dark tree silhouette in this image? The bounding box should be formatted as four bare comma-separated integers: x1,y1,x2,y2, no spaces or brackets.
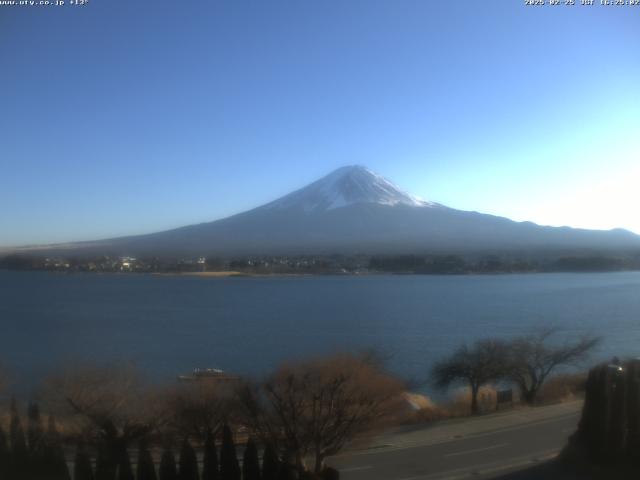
242,437,261,480
202,434,219,480
74,444,95,480
117,448,135,480
45,415,72,480
220,425,240,480
26,402,48,479
50,364,153,479
159,448,178,480
95,444,117,480
0,424,9,479
261,444,279,480
10,397,28,457
136,438,158,480
179,437,200,480
9,397,28,477
276,454,295,480
432,339,508,415
27,402,45,454
165,383,234,443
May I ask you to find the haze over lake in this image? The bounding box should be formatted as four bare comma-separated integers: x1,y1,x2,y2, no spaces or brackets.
2,270,639,393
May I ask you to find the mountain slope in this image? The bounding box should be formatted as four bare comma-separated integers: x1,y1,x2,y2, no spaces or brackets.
260,165,435,212
16,166,640,257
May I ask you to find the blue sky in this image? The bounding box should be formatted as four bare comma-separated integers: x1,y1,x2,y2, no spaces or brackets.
1,0,639,246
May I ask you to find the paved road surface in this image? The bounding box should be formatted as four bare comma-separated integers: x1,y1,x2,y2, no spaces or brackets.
328,402,582,480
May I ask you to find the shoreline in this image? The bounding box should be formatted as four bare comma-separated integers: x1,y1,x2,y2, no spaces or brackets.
153,271,313,278
2,268,640,277
153,271,248,278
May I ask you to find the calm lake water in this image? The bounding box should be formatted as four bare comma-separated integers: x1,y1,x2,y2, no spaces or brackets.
1,270,640,392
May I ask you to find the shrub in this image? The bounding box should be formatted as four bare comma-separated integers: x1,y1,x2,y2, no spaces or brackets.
537,373,587,404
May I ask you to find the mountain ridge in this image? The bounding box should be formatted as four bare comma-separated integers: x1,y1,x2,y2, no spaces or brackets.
7,166,640,257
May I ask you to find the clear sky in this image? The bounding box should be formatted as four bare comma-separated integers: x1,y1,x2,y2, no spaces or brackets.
1,0,639,247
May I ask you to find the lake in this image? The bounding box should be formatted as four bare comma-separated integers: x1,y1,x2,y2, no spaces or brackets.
1,270,639,393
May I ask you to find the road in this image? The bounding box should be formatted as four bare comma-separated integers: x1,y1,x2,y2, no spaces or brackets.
328,401,582,480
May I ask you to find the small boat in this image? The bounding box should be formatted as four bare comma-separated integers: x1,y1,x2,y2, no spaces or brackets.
177,367,240,383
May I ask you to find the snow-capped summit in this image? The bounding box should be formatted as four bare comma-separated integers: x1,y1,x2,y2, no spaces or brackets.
18,165,640,257
263,165,436,213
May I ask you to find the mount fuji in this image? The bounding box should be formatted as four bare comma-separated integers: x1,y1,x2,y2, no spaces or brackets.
18,166,640,257
260,165,435,212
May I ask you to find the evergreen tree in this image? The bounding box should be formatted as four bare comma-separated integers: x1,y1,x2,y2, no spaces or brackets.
179,437,199,480
219,425,240,480
95,444,117,480
0,424,7,454
242,438,261,480
261,444,279,480
0,424,9,480
46,415,71,480
201,434,219,480
74,443,95,480
136,439,157,480
9,397,28,457
26,402,47,478
117,448,135,480
58,459,73,480
159,448,178,480
9,397,28,477
27,402,45,454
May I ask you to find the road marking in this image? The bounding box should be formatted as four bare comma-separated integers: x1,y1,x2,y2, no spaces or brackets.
333,411,579,458
341,465,373,472
443,442,508,458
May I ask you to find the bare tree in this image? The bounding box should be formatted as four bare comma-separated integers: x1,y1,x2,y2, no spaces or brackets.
238,352,403,475
43,363,157,477
161,381,236,442
431,339,508,415
506,328,600,405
